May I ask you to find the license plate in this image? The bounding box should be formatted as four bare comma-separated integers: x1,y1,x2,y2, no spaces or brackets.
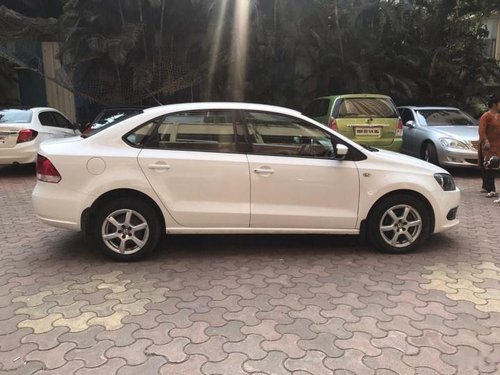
355,127,381,136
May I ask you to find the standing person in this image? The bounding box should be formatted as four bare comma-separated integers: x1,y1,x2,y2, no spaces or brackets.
479,94,500,198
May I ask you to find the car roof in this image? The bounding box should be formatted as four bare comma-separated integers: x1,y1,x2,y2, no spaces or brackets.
314,94,392,101
142,102,302,117
398,106,461,111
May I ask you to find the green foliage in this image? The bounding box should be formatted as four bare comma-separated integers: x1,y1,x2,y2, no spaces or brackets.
1,0,499,112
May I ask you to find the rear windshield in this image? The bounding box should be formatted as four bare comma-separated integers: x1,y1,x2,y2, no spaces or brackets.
83,111,142,138
337,98,398,118
94,109,143,126
0,109,33,124
415,109,477,126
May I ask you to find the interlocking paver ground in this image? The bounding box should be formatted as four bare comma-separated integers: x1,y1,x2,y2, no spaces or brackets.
1,165,500,374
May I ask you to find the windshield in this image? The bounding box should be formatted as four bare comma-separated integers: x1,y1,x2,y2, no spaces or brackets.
93,109,143,126
337,98,398,118
0,109,33,124
415,109,477,126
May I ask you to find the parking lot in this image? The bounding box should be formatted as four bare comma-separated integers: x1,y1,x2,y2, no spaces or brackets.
1,165,499,375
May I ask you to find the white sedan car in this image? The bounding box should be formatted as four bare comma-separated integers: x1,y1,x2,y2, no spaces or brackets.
32,102,460,260
0,108,78,166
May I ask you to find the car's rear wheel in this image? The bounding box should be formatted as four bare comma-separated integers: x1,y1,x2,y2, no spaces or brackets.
92,197,162,261
367,194,431,253
423,143,439,165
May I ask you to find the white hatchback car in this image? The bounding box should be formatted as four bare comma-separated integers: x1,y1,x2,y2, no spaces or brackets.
0,108,79,165
32,103,460,260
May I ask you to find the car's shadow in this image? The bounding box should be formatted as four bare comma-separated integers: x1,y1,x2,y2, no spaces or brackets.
46,230,460,265
0,163,36,177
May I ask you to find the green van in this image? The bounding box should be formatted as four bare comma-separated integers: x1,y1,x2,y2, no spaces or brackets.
304,94,403,151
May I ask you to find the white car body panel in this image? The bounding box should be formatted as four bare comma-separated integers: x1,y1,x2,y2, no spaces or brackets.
32,102,460,239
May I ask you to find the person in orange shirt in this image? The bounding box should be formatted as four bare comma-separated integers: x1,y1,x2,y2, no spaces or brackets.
479,94,500,198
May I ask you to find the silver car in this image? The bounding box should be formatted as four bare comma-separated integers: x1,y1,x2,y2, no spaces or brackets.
398,106,479,168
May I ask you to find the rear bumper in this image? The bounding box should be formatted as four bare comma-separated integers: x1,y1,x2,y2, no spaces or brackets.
32,182,92,231
438,148,478,168
0,144,37,165
377,138,403,152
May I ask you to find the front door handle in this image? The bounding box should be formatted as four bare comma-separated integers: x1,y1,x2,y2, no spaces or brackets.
254,167,274,175
148,163,171,171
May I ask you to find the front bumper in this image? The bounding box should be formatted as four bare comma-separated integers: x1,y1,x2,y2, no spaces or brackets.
438,147,478,168
430,187,461,234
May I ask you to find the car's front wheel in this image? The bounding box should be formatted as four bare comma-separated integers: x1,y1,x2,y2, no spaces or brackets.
367,194,431,253
423,143,439,165
92,197,162,261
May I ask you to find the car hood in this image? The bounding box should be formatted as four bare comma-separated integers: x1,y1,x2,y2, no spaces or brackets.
367,148,448,174
426,126,479,141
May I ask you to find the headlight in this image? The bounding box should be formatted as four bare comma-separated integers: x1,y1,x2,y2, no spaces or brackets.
434,173,456,191
439,137,469,150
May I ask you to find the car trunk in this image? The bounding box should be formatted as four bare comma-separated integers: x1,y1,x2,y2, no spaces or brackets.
0,124,22,148
337,117,398,147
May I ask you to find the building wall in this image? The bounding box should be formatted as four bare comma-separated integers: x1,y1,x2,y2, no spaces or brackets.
486,14,500,61
41,41,76,121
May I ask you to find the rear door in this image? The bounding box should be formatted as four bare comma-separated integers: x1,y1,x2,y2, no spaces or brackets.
136,109,251,228
333,97,399,147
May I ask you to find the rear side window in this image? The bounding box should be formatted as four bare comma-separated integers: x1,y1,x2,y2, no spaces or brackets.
129,110,238,153
304,99,330,118
336,98,398,118
39,112,57,126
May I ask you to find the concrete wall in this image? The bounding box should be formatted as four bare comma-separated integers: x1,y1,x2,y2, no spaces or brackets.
41,41,76,122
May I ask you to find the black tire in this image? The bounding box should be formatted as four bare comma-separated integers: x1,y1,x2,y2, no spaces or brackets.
91,197,162,261
367,194,431,254
423,143,439,165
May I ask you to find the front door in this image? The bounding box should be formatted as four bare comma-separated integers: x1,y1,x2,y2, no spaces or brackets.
136,109,251,228
243,110,360,229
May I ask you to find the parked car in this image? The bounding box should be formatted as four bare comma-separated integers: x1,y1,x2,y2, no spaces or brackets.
398,106,479,168
33,102,460,260
81,107,146,135
0,107,79,166
304,94,403,151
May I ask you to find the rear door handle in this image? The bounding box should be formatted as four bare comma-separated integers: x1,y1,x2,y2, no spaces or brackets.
254,167,274,175
148,163,171,171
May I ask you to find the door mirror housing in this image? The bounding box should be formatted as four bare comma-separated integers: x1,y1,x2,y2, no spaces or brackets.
405,120,416,128
334,144,349,160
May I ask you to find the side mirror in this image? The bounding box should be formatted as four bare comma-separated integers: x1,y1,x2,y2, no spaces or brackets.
405,120,416,128
334,144,349,160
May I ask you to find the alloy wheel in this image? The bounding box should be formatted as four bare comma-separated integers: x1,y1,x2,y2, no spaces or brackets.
379,204,422,248
101,209,150,255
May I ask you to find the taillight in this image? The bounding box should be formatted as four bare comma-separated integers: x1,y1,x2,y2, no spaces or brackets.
17,129,38,143
328,117,339,132
36,154,61,183
396,118,403,137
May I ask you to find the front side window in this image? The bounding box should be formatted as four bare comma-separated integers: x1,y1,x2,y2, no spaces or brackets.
39,112,56,127
52,112,73,128
243,111,334,158
135,110,237,153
